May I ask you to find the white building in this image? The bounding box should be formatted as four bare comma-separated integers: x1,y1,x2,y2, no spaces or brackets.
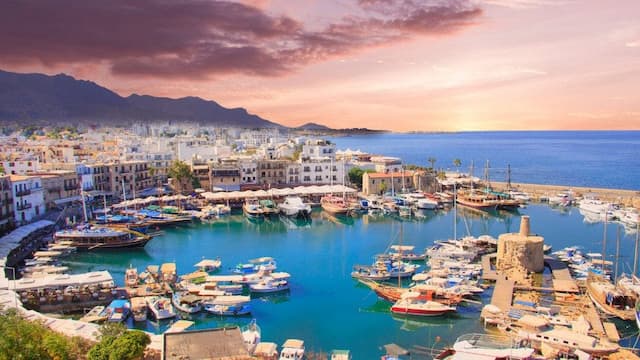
370,156,403,173
10,175,45,224
239,159,258,185
301,139,336,160
75,163,95,191
2,158,40,175
299,158,345,185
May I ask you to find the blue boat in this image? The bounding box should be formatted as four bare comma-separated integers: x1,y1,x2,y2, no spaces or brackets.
102,299,131,323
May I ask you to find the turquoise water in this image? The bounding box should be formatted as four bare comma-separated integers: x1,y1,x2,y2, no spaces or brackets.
328,131,640,190
64,205,640,358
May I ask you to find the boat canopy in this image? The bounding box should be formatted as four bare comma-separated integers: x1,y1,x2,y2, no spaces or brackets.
194,259,220,268
254,342,278,356
282,339,305,349
390,245,415,252
250,256,274,264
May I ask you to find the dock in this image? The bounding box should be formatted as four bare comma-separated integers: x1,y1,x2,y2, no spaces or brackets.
490,276,515,311
481,254,498,281
545,257,579,293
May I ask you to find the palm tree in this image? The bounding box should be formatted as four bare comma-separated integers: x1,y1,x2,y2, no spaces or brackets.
453,158,462,172
427,157,437,171
168,160,195,195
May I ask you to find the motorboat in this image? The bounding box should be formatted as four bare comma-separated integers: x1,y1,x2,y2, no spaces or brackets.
435,333,535,359
194,258,222,273
279,339,305,360
278,196,312,218
125,266,138,288
351,265,390,281
171,291,202,314
204,303,252,316
102,299,131,323
243,198,264,219
146,296,176,320
130,296,148,322
249,277,290,293
242,319,261,354
234,257,277,275
416,197,438,210
389,245,426,262
391,294,456,317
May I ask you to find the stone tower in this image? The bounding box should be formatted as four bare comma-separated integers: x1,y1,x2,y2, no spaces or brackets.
496,216,545,281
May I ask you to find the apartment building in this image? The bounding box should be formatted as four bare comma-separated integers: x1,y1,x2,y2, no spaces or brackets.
10,175,45,224
0,175,14,234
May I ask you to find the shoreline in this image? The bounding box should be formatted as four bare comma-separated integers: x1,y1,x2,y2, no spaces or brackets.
492,181,640,207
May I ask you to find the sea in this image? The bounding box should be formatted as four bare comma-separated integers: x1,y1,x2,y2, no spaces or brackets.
62,131,640,359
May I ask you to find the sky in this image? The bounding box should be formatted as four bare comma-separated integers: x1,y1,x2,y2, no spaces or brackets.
1,0,639,131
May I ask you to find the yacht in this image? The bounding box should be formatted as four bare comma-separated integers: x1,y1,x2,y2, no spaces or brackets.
54,226,152,250
146,296,176,320
243,198,264,219
321,194,350,215
278,196,312,218
435,333,535,359
279,339,305,360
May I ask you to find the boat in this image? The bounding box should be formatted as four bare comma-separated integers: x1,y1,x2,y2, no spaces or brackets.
53,226,152,250
234,257,277,275
435,333,535,360
351,265,390,281
254,342,279,360
586,275,635,320
146,296,177,320
194,258,222,273
320,194,350,215
102,299,131,323
397,205,412,217
130,296,148,322
548,190,575,206
389,245,426,262
390,294,456,317
204,303,252,316
279,339,305,360
125,266,139,287
278,196,312,218
636,299,640,330
171,291,202,314
416,197,438,210
249,277,290,293
243,198,264,219
259,199,279,217
79,305,107,323
242,319,261,354
455,190,500,211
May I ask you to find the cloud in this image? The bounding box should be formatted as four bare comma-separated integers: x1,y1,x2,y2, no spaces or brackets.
0,0,482,79
626,41,640,48
482,0,572,9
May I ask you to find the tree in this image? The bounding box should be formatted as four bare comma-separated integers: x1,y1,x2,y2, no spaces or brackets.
167,160,195,194
89,323,150,360
379,181,388,195
427,157,437,171
347,167,373,189
453,158,462,172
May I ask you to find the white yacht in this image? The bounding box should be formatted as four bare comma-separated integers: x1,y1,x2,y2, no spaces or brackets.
278,196,312,218
146,296,176,320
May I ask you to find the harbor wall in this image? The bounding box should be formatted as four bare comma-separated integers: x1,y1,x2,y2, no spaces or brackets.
492,181,640,207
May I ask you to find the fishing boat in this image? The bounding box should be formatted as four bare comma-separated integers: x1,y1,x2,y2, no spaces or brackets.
243,198,264,219
351,265,390,281
53,226,152,250
204,303,252,316
125,266,139,287
278,196,312,218
330,349,352,360
234,256,277,275
416,197,439,210
102,299,131,323
389,245,426,262
249,277,290,293
586,275,635,320
259,199,279,217
194,258,222,273
146,296,176,320
130,296,148,322
320,194,350,215
279,339,305,360
79,305,107,323
391,294,456,317
171,291,202,314
455,190,501,211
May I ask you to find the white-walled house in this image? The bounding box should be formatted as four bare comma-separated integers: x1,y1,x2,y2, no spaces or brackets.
10,175,45,224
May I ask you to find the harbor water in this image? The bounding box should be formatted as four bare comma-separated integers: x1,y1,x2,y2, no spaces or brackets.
63,205,640,358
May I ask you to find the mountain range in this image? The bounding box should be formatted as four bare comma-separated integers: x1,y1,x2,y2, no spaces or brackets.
0,69,283,128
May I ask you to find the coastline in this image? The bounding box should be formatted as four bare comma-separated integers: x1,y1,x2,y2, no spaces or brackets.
492,181,640,207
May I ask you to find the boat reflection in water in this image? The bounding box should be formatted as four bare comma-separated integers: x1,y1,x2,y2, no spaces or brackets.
321,212,354,226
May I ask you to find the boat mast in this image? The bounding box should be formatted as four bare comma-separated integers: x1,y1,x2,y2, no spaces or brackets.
398,221,403,288
506,164,512,192
103,194,108,222
469,160,474,190
614,224,621,281
122,177,127,213
634,222,639,277
453,182,457,240
484,160,491,191
602,217,607,277
81,188,88,223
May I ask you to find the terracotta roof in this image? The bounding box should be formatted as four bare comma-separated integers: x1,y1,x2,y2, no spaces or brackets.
365,171,416,179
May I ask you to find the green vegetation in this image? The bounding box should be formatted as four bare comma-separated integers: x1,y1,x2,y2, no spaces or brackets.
405,164,428,171
453,158,462,172
347,167,374,189
168,160,196,194
88,323,150,360
427,157,437,170
0,308,92,360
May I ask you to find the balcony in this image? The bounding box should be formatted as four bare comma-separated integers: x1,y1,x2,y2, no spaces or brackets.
16,189,31,197
17,203,32,211
64,184,77,191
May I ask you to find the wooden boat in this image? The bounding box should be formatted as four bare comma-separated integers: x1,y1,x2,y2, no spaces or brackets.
53,226,152,250
320,195,350,215
125,266,139,287
131,296,148,322
586,274,635,320
79,305,107,323
204,303,252,316
259,199,279,217
391,294,456,317
389,245,426,262
455,190,501,211
351,265,390,281
194,258,222,273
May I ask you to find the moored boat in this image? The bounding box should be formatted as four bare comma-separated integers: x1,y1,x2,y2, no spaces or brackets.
391,294,456,317
146,296,176,320
279,339,305,360
243,198,265,219
171,291,202,314
204,303,252,316
259,199,279,217
321,194,350,215
586,275,635,320
249,277,290,293
436,333,535,360
102,299,131,322
54,226,152,250
131,296,147,322
278,196,312,218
